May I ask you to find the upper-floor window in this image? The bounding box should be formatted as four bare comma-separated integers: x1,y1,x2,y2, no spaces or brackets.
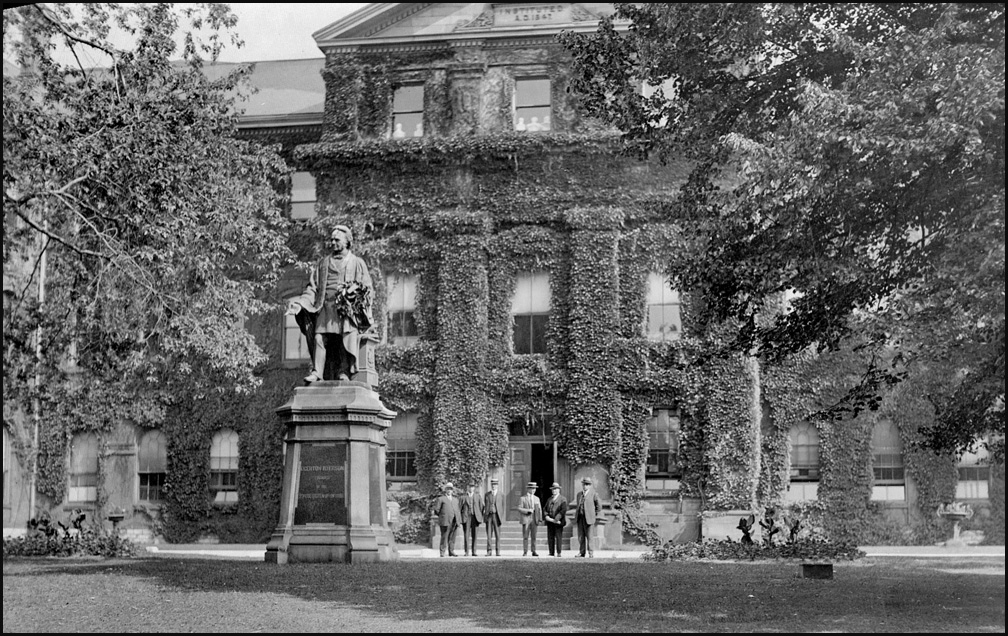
511,271,550,354
956,440,990,500
290,171,317,220
789,422,820,481
283,296,311,362
386,412,418,480
138,430,167,502
646,272,682,342
210,429,239,504
646,408,681,478
68,432,99,503
392,84,424,138
386,273,418,347
514,77,551,132
871,420,905,501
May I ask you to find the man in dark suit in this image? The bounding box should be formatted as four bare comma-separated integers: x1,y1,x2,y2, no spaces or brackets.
543,481,568,557
483,478,505,556
517,481,543,556
459,482,484,556
575,476,601,557
432,482,463,557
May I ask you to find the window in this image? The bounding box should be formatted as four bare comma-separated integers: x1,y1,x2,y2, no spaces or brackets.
283,296,311,361
789,422,820,481
386,273,418,347
138,430,167,503
956,441,990,500
871,420,905,501
68,432,99,503
646,272,682,342
646,409,681,478
290,171,316,220
392,84,424,138
386,412,418,481
511,271,550,354
514,77,551,132
210,429,239,504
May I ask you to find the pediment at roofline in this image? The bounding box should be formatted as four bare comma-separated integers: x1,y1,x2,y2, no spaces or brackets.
313,3,617,51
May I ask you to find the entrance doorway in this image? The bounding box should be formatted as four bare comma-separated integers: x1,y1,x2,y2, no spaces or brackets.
506,440,554,521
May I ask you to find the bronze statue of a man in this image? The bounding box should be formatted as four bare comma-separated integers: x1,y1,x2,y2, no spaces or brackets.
286,225,373,383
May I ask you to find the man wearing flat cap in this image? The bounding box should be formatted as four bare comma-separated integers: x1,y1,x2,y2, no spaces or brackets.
432,481,463,557
518,481,544,556
544,482,568,557
483,478,505,556
575,476,601,557
287,225,374,384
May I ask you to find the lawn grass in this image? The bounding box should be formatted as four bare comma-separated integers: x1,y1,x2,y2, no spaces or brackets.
3,555,1004,632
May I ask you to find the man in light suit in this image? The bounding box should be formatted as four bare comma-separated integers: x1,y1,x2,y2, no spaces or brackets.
518,481,543,556
575,476,601,557
483,478,505,556
459,482,484,556
432,482,463,557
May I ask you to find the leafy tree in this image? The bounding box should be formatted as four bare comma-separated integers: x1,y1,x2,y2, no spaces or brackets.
3,3,294,501
559,3,1004,458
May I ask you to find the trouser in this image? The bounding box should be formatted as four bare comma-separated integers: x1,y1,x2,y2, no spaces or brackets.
547,523,563,555
577,514,593,555
522,523,538,554
486,521,501,555
463,518,480,554
439,522,458,556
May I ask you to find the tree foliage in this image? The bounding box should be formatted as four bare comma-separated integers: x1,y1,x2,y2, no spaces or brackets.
3,4,294,469
560,3,1004,457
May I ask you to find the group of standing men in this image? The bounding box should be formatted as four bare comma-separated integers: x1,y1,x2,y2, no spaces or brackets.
431,477,602,557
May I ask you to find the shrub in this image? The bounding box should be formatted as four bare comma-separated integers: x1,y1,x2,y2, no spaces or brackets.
643,537,865,562
2,511,137,559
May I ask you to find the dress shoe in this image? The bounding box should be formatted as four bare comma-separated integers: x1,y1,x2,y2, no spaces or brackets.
337,373,350,381
532,552,539,557
523,552,528,556
304,371,322,383
575,554,584,558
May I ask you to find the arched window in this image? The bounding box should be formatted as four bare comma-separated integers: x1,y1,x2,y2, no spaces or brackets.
138,430,167,502
210,429,239,504
646,272,682,342
511,271,550,354
68,432,99,502
789,422,820,481
871,420,905,501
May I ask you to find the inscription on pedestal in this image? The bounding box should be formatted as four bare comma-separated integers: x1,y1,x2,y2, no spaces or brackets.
294,442,347,525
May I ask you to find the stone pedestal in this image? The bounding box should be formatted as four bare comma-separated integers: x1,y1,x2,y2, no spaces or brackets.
265,380,399,564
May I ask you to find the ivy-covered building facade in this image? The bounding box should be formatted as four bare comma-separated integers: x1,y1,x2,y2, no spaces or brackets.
3,2,1001,547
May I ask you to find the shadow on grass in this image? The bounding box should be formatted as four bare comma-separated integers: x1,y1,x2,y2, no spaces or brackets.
4,556,1005,632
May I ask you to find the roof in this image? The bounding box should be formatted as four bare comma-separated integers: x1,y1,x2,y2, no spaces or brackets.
200,57,326,126
313,2,617,52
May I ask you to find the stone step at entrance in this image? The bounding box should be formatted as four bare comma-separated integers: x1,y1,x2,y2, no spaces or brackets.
432,521,579,553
